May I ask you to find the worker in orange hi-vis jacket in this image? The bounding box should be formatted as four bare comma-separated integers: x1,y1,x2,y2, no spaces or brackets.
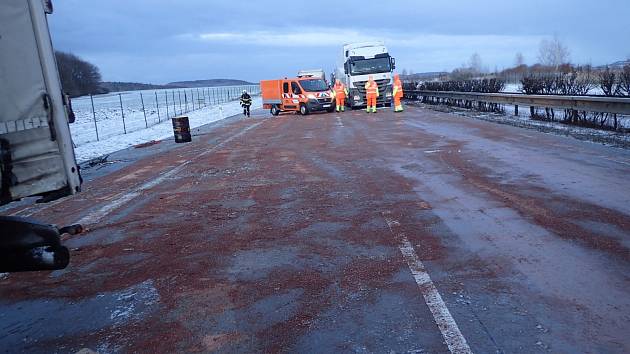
365,75,379,113
392,74,404,112
333,80,348,112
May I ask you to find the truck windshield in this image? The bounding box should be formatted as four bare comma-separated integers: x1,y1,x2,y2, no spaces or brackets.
350,57,391,75
299,79,329,92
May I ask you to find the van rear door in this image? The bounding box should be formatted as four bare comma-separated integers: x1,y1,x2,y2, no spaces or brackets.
0,0,81,205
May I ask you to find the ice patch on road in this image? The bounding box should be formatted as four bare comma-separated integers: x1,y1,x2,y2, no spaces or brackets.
109,279,160,326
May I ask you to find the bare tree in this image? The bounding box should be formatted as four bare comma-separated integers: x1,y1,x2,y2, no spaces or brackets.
599,66,618,96
538,36,570,69
469,53,483,74
401,68,408,76
55,51,103,97
619,64,630,96
514,52,525,67
599,66,620,129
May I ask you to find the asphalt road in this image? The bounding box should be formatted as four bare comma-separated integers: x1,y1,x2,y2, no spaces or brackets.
1,105,629,353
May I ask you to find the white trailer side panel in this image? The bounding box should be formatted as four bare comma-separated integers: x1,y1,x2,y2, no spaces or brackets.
0,0,81,204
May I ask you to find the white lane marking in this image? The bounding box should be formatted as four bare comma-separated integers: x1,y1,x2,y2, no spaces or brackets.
9,196,66,218
335,116,344,127
424,149,442,154
383,212,473,354
76,121,265,226
601,156,630,167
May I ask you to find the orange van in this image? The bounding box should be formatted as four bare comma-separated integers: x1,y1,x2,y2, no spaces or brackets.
261,77,334,116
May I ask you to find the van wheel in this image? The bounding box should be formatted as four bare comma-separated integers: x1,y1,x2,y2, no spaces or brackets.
270,105,280,116
299,104,309,115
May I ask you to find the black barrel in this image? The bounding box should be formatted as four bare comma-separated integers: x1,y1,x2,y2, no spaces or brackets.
171,116,191,143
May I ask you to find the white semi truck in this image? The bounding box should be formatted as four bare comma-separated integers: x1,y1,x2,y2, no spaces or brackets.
334,41,396,108
1,0,83,272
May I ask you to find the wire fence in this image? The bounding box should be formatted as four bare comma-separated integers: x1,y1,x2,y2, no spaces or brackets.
70,85,260,145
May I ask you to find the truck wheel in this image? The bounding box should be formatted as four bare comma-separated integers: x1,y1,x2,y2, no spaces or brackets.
270,105,280,116
299,104,309,115
326,105,335,113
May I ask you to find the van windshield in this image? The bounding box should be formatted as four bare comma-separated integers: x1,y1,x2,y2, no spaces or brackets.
299,79,329,92
350,57,391,75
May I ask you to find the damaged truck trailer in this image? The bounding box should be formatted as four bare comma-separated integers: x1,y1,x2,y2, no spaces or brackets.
0,0,83,272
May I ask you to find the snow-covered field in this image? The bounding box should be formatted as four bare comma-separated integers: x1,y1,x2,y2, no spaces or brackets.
502,83,606,95
69,86,260,163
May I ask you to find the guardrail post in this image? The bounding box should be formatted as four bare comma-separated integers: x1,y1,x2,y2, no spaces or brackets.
514,105,519,116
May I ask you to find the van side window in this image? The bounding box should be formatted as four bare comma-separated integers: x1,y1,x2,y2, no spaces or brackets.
283,82,289,94
291,82,301,95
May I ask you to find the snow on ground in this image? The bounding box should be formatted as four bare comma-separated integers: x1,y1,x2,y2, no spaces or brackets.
503,83,521,93
70,86,260,163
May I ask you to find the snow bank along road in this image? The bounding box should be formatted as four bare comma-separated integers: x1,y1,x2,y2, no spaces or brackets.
1,106,629,353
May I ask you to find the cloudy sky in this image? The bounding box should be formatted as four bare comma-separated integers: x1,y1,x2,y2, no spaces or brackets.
48,0,630,84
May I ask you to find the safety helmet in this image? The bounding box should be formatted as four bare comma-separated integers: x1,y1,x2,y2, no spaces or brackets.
242,90,247,94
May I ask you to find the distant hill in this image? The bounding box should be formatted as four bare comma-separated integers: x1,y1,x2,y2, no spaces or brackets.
100,81,183,92
167,79,255,87
100,79,255,93
595,59,630,70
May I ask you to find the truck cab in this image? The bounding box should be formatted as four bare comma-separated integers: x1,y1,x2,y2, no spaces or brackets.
336,41,396,108
261,77,334,116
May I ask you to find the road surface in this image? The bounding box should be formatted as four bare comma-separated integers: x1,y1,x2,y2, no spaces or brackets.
2,105,629,353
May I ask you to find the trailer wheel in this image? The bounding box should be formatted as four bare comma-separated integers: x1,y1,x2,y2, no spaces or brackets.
299,104,309,115
270,105,280,116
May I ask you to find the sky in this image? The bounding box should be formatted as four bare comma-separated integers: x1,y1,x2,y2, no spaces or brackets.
48,0,630,84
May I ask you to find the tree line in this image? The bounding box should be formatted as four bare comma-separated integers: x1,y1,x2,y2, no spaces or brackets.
55,50,106,97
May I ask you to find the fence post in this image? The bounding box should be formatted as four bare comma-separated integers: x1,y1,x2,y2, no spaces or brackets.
118,93,127,134
178,91,182,114
172,91,176,115
184,91,188,112
165,91,170,119
514,104,519,116
140,92,148,128
90,94,99,141
155,91,161,122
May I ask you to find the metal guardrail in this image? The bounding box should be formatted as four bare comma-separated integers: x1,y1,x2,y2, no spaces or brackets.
406,90,630,115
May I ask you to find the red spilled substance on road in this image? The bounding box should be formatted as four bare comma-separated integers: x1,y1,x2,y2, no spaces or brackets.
1,108,629,353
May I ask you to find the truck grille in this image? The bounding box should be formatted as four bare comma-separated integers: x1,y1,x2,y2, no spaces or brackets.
353,79,391,102
317,98,332,104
